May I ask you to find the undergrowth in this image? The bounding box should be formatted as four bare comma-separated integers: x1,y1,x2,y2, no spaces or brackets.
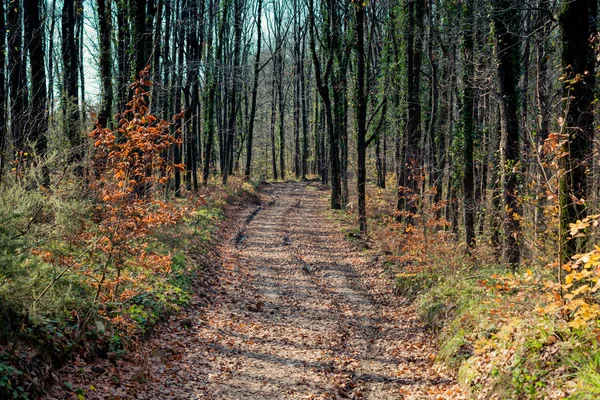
0,174,256,398
334,174,600,399
0,72,259,398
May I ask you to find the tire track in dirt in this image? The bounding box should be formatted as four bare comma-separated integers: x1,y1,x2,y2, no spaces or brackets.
189,181,463,399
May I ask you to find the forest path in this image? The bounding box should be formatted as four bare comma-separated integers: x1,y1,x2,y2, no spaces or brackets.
51,181,463,399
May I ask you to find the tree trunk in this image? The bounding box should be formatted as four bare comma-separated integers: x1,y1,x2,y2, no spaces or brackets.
97,0,113,129
300,33,309,180
244,0,262,178
185,0,200,191
152,0,164,113
427,1,440,205
462,0,475,249
493,0,522,268
374,102,387,189
355,0,367,235
533,0,551,241
293,0,301,179
535,0,551,144
48,0,58,116
558,0,596,260
203,0,219,185
117,1,130,113
9,1,27,157
398,0,424,222
223,0,243,185
277,45,286,180
24,0,49,185
62,0,82,169
162,0,172,120
0,0,6,184
133,0,148,77
77,8,85,118
270,76,278,180
173,0,185,196
309,0,341,208
442,43,456,225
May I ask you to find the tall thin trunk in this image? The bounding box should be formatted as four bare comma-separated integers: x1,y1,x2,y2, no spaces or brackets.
152,0,163,113
244,0,262,178
0,0,6,184
204,0,227,184
309,0,340,208
558,0,596,260
399,0,424,221
293,0,301,178
97,0,113,129
9,0,27,156
355,0,367,234
62,0,82,168
427,0,440,202
173,0,185,196
442,43,456,225
24,0,49,185
162,0,172,120
462,0,475,250
535,0,551,144
300,34,309,180
489,107,502,253
48,0,57,114
193,0,203,190
117,1,130,112
493,0,522,267
533,0,551,240
223,0,243,185
185,0,200,191
375,103,387,189
133,0,148,77
277,45,286,180
77,7,85,118
269,76,278,179
520,10,531,149
313,91,322,177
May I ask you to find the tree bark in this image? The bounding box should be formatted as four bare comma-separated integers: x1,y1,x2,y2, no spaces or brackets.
173,0,185,196
244,0,262,178
462,0,475,250
309,0,341,209
398,0,424,222
493,0,522,268
277,39,286,180
0,0,6,184
62,0,82,169
223,0,243,185
117,1,130,113
24,0,49,185
97,0,113,129
8,0,27,157
293,0,301,179
355,0,367,235
559,0,597,260
133,0,148,77
300,33,309,180
269,75,279,180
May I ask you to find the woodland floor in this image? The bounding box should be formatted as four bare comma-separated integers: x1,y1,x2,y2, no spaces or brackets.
48,181,464,399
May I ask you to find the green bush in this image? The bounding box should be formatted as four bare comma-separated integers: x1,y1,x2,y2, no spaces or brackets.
394,269,443,301
0,356,25,399
0,174,257,398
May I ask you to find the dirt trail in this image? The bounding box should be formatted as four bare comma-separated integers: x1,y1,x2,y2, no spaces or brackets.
50,181,463,399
